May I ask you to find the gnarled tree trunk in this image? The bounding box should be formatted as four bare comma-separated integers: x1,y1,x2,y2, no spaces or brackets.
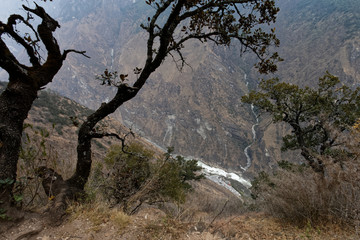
66,0,280,193
0,80,38,211
0,4,87,216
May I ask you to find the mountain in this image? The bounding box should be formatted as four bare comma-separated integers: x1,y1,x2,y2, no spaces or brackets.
1,0,359,176
37,0,258,174
274,0,360,86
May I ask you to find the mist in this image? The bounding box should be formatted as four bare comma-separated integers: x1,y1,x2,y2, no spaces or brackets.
0,0,59,22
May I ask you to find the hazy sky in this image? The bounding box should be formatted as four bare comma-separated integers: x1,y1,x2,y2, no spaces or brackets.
0,0,58,22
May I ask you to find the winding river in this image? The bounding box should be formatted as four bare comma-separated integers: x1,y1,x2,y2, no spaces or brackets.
241,74,259,171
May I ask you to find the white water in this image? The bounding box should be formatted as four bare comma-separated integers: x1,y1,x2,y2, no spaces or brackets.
110,48,114,70
142,137,251,198
197,161,251,188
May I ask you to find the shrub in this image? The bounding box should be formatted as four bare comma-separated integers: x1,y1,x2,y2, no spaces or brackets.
252,159,360,227
103,144,204,214
105,143,152,209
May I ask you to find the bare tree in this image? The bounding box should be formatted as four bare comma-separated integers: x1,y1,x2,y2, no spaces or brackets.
0,3,87,214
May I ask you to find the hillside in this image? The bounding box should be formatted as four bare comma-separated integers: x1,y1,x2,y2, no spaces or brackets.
47,0,360,176
273,0,360,86
0,0,263,175
0,0,359,182
4,208,358,240
0,87,358,239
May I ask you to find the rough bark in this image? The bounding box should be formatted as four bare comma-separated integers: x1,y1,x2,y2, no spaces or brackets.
0,80,38,212
0,0,279,214
0,4,86,215
67,84,138,189
290,122,325,173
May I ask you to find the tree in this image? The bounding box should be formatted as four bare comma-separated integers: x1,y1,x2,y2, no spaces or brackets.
67,0,280,193
0,3,87,214
1,0,280,214
242,72,360,173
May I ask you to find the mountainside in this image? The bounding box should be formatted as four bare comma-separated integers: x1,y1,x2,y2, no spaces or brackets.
39,0,259,174
0,82,148,179
274,0,360,86
1,0,359,176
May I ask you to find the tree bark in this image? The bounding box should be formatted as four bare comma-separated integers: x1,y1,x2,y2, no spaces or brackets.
67,84,138,190
66,0,280,191
0,4,86,215
0,80,38,211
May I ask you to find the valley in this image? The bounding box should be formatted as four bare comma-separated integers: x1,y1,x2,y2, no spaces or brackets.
0,1,359,178
1,1,360,238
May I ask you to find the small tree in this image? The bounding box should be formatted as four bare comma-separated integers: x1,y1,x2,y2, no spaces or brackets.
0,3,87,213
242,72,360,173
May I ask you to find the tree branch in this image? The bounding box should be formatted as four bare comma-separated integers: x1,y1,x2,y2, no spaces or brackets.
2,15,41,66
62,49,90,60
22,4,62,61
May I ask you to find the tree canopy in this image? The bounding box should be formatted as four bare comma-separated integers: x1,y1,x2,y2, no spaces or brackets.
242,72,360,172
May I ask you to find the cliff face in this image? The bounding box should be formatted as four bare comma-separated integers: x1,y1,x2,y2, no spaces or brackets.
1,0,359,175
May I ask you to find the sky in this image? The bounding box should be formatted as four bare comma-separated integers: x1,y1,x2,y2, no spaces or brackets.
0,0,59,22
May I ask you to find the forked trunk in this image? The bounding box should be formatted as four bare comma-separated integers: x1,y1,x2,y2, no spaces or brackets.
67,84,138,190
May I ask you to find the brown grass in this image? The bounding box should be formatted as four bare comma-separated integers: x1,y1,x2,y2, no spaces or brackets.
254,157,360,228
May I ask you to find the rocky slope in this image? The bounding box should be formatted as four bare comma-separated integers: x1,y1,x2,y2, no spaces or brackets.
1,0,359,177
40,0,258,174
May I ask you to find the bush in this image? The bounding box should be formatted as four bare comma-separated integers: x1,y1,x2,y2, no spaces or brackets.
105,144,152,208
103,144,204,214
252,159,360,227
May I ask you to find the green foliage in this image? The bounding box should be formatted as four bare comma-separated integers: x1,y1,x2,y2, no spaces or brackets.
103,143,203,213
0,178,14,186
104,143,154,166
0,178,20,218
0,206,7,220
155,154,204,203
242,72,360,170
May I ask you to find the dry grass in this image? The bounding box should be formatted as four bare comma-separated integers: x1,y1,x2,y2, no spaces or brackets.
66,201,132,232
253,158,360,228
252,126,360,230
110,210,132,232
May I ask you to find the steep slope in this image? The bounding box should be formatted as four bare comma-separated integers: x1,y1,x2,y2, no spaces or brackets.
1,0,359,176
45,0,360,174
0,81,249,199
253,0,360,171
0,81,159,180
40,0,258,173
274,0,360,86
